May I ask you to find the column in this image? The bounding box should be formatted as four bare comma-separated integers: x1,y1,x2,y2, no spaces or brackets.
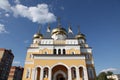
48,68,52,80
57,49,58,55
68,68,72,80
32,68,35,80
40,68,43,80
84,68,88,80
34,69,37,80
76,67,80,80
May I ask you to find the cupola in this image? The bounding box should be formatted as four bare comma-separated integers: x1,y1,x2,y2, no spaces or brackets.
51,17,67,40
75,26,86,43
33,33,43,39
75,33,86,39
51,27,67,35
33,25,43,39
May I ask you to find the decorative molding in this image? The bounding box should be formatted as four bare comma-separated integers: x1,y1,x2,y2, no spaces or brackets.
33,55,85,60
51,62,69,70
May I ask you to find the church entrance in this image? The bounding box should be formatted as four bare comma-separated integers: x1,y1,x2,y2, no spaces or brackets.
56,73,65,80
52,64,68,80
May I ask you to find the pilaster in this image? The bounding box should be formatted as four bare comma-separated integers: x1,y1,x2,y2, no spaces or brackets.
68,68,72,80
40,68,43,80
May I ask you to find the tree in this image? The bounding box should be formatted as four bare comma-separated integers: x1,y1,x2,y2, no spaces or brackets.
97,71,113,80
107,71,113,76
97,72,108,80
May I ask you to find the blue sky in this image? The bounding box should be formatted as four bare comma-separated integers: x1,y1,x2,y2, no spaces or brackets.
0,0,120,75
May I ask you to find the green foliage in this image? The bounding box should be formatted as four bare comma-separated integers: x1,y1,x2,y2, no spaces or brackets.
107,71,113,76
97,71,113,80
97,72,108,80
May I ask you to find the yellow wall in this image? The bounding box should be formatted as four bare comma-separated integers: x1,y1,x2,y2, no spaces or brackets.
22,59,86,80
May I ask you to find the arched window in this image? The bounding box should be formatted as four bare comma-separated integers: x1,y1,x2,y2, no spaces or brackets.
88,68,94,79
26,69,30,78
58,49,61,55
63,49,66,55
26,70,29,78
71,67,76,78
43,68,48,78
54,49,56,55
79,67,84,79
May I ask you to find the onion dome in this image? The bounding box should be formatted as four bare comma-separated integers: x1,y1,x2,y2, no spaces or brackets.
33,33,43,39
75,26,86,39
51,17,67,35
51,17,67,40
75,33,86,39
33,25,43,39
51,27,67,40
51,27,67,35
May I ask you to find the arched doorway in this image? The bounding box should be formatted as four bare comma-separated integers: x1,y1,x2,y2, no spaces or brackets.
56,71,65,80
52,65,68,80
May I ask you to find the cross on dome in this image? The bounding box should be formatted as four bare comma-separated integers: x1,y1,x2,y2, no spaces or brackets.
57,17,61,27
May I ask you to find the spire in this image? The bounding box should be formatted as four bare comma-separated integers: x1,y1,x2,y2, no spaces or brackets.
75,25,86,40
38,24,42,34
78,25,81,34
57,17,61,27
68,24,73,34
47,23,50,32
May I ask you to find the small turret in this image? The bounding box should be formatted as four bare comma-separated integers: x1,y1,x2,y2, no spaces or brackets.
33,33,43,39
33,25,43,39
75,26,86,43
33,25,43,44
75,33,86,40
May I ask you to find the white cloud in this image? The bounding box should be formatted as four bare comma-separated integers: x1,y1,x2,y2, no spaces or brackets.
100,68,117,73
5,13,10,17
14,0,20,4
13,61,21,65
0,0,11,11
11,4,56,24
0,23,8,33
0,0,56,24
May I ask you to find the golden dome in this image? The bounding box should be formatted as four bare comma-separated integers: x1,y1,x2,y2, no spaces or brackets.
51,27,67,35
75,33,86,39
33,33,43,39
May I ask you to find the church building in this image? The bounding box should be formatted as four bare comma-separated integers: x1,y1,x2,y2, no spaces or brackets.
22,20,96,80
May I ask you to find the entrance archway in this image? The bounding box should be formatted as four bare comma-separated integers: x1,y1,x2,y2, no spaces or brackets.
56,71,65,80
52,64,68,80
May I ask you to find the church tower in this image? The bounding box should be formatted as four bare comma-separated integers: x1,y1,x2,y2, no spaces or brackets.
22,21,96,80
